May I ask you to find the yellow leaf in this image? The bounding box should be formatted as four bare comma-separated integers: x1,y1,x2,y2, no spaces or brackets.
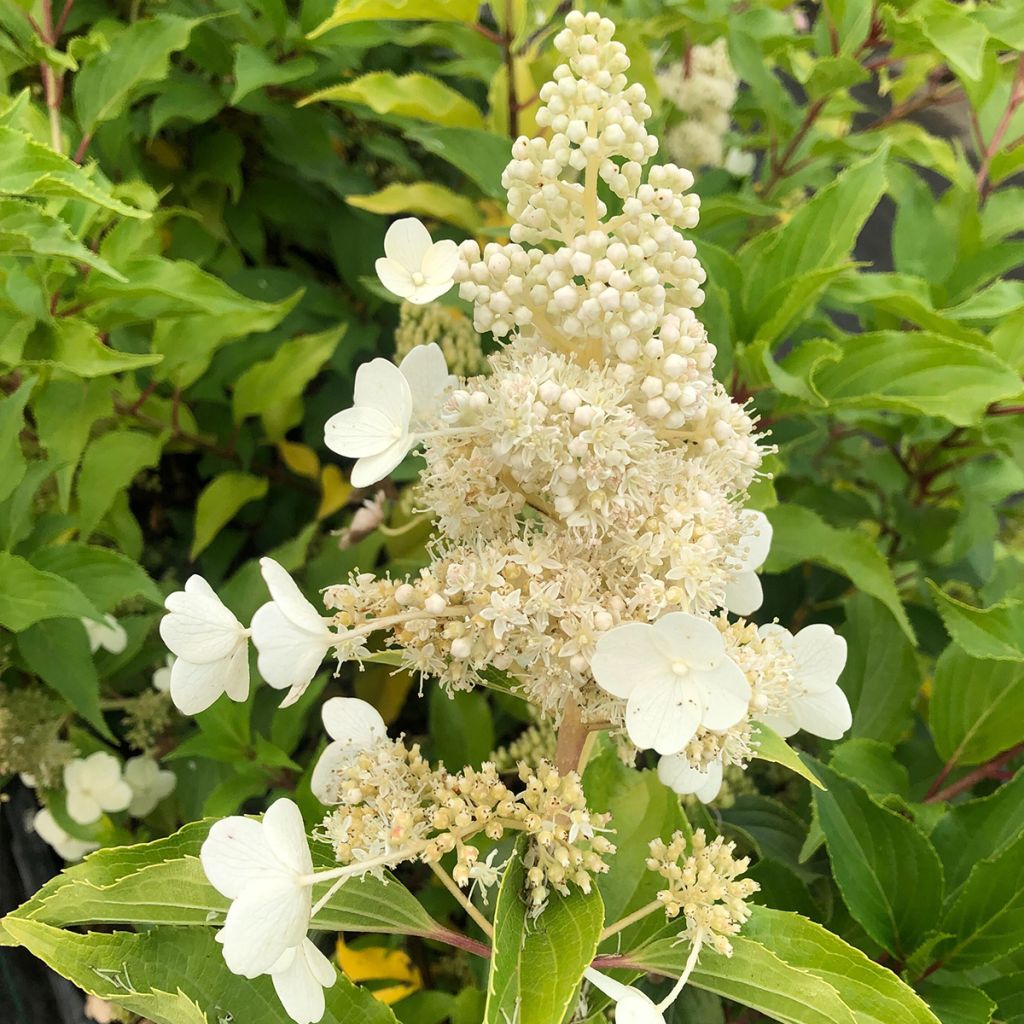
277,441,320,480
336,938,422,1005
317,464,352,520
346,182,481,233
308,0,478,38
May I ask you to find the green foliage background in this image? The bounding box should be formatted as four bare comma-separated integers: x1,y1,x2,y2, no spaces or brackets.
1,0,1023,1023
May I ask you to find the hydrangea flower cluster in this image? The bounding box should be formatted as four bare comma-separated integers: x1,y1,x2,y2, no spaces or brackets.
156,12,851,1020
393,300,488,377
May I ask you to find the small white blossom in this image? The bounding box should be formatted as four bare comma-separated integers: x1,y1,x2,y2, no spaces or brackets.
201,798,314,978
584,968,665,1023
398,342,455,428
591,612,751,755
160,575,250,715
658,752,724,804
251,558,337,708
63,751,132,825
311,697,388,805
757,623,851,740
33,807,99,861
152,653,174,692
124,756,176,817
82,614,127,655
722,510,772,616
375,217,458,304
269,938,335,1024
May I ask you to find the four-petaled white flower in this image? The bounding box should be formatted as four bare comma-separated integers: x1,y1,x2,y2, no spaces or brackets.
63,751,133,825
268,938,335,1024
375,217,458,304
251,558,337,708
124,756,176,817
591,612,751,755
323,344,452,489
82,614,128,655
33,807,99,862
160,575,250,715
201,798,314,978
152,653,174,693
584,968,666,1023
657,752,724,804
311,697,388,805
757,623,851,740
722,510,772,616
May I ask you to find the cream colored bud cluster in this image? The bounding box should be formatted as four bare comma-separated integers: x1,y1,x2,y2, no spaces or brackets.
646,829,758,956
393,301,488,378
320,738,614,908
659,40,739,171
519,760,615,914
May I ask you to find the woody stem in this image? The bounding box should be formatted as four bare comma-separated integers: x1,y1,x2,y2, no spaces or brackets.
429,861,494,939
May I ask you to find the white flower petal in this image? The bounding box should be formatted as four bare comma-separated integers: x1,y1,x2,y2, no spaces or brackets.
312,699,388,804
407,279,460,304
383,217,433,271
161,578,246,664
722,571,764,617
697,657,751,731
790,624,847,694
399,342,453,425
652,612,725,669
758,713,799,738
66,789,101,826
350,438,414,489
737,510,772,571
169,649,248,715
695,760,725,803
271,940,334,1024
201,816,283,899
616,990,666,1024
262,798,313,877
352,358,413,427
795,685,852,740
323,406,399,459
217,880,309,978
626,677,701,755
591,622,668,699
259,559,327,634
658,754,723,804
33,808,98,861
421,238,459,285
99,779,133,814
251,603,333,700
375,256,415,298
584,968,637,1004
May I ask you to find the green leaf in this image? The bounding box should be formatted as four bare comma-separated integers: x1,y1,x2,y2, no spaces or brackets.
4,919,397,1024
0,552,99,631
918,982,995,1024
740,147,888,312
231,46,316,105
807,331,1021,427
14,319,163,378
927,582,1024,661
935,832,1024,970
764,505,915,641
73,14,208,134
930,645,1024,767
427,687,494,771
931,770,1024,895
29,543,162,611
148,72,225,136
304,72,484,129
486,839,604,1024
76,429,163,540
839,593,921,745
16,618,114,740
812,761,944,957
309,0,479,38
0,374,33,504
0,199,124,279
0,126,147,216
750,265,851,347
402,125,510,198
232,325,344,439
915,3,990,82
347,182,481,232
750,723,824,789
191,472,269,560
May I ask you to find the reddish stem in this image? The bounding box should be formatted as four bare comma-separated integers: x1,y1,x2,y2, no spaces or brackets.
976,53,1024,200
924,742,1024,803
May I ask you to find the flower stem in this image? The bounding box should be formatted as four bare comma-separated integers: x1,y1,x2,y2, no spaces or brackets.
429,861,494,939
599,899,662,943
555,700,589,775
656,931,703,1012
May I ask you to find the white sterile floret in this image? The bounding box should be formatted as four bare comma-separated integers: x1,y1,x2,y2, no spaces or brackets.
375,217,458,304
63,751,132,825
722,510,772,616
398,342,456,428
123,756,176,817
311,697,388,804
33,807,99,861
152,653,174,692
584,967,666,1023
591,612,751,755
160,575,250,715
250,558,337,708
268,938,335,1024
201,798,314,978
81,614,128,655
324,359,414,488
756,623,851,740
658,751,724,803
